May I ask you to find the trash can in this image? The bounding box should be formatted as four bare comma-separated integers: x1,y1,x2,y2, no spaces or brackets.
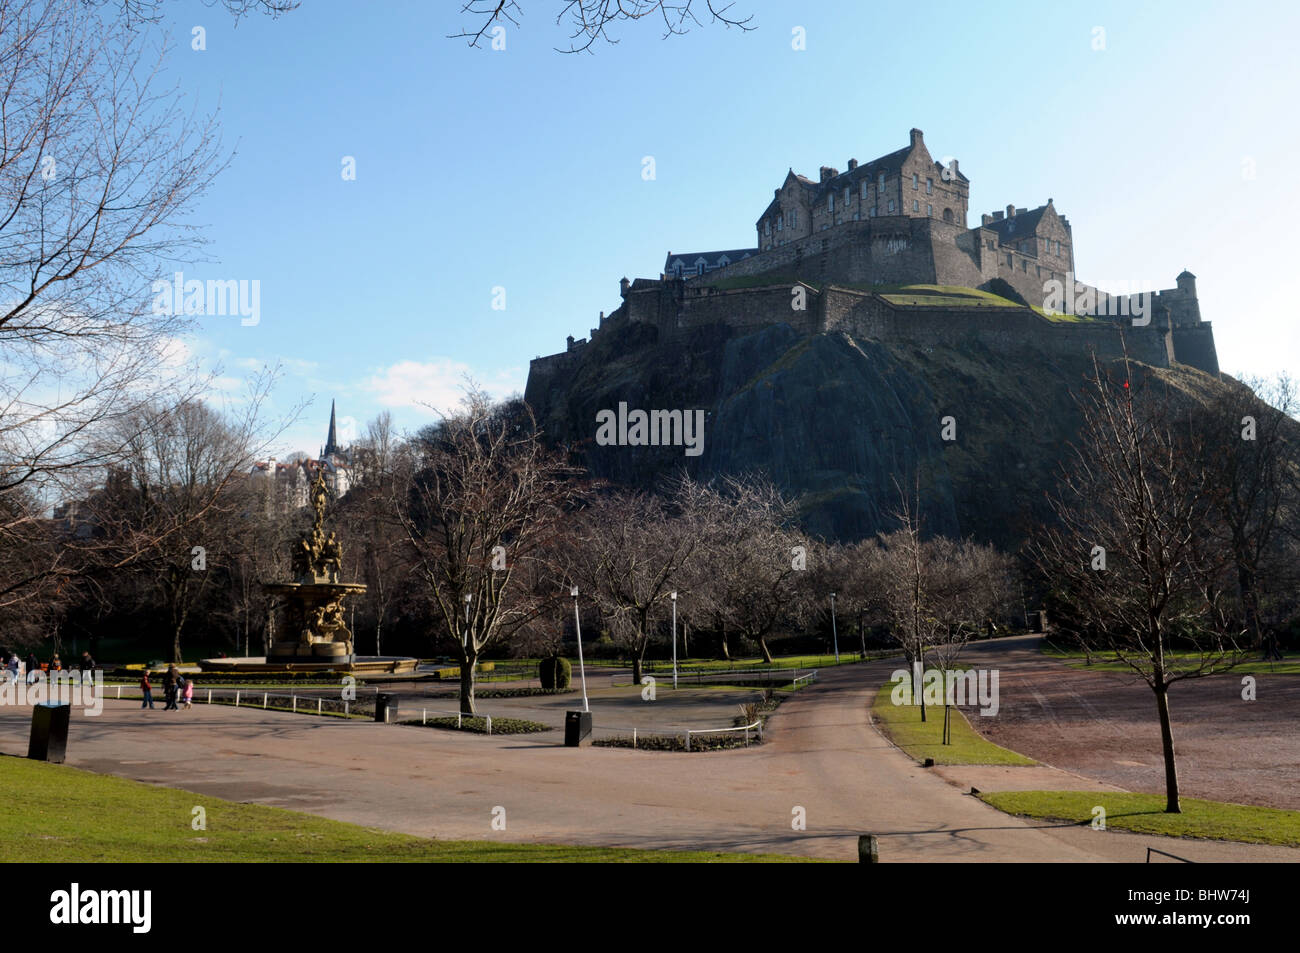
564,709,592,747
28,702,71,763
375,692,399,723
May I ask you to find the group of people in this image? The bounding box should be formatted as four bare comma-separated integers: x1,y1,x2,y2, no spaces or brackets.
139,665,193,711
1,650,96,684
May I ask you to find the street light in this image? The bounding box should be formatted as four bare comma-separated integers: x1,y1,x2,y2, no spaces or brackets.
830,592,840,663
670,591,678,691
571,586,589,712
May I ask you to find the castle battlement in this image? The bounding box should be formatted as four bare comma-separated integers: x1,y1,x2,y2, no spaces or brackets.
531,130,1218,379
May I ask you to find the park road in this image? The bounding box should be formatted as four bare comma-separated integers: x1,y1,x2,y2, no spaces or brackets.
1,660,1295,861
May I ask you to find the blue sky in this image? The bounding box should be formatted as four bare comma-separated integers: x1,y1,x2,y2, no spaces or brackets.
158,0,1300,455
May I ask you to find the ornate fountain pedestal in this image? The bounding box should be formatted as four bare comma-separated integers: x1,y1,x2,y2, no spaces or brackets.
264,579,367,662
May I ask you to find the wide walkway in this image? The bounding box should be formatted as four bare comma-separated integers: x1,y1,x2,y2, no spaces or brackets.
1,660,1294,862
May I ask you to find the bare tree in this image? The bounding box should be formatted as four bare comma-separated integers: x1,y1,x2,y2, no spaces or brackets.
1031,354,1247,813
92,391,269,662
394,393,578,713
1196,374,1300,660
450,0,753,53
689,475,810,664
566,486,699,683
0,0,227,605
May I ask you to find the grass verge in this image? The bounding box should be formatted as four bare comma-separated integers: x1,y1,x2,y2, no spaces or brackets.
870,682,1034,766
978,790,1300,847
0,757,815,862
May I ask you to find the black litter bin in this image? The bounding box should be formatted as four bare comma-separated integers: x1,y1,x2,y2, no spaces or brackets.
374,692,399,723
564,709,592,747
28,702,71,763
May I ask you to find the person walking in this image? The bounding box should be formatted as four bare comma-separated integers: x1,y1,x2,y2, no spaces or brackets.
5,654,17,683
25,653,39,685
181,677,194,710
140,671,155,709
163,666,179,710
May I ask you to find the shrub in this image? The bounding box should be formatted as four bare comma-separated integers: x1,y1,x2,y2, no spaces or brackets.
538,656,572,691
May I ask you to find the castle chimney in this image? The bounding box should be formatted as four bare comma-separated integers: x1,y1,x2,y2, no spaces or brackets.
949,158,959,176
909,128,923,148
599,311,604,321
1006,204,1016,218
566,335,575,350
1047,197,1053,206
619,276,630,296
847,158,858,170
992,210,1004,221
819,166,839,183
981,213,993,226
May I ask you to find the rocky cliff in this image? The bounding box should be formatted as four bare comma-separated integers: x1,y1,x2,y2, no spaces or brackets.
524,312,1224,549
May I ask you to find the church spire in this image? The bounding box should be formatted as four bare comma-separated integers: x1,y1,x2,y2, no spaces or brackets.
323,400,339,457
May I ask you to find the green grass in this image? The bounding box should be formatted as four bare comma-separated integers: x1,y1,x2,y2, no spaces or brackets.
1040,641,1300,675
0,757,817,862
870,682,1035,766
635,652,889,674
979,790,1300,847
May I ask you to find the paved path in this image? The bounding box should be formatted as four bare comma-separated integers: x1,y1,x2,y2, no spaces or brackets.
1,661,1294,862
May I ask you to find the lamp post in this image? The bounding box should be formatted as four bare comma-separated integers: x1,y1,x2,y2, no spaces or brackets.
830,592,840,663
571,586,589,712
670,591,678,691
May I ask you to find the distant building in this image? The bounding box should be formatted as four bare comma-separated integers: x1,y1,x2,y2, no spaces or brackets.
249,401,352,511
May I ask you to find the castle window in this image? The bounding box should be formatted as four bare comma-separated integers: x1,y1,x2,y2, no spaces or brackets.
887,200,895,213
853,212,859,221
912,199,919,213
777,217,783,231
861,181,869,199
926,204,933,217
869,207,876,217
844,187,850,206
791,209,798,227
1022,260,1029,272
1006,253,1013,267
828,193,834,212
912,173,919,189
926,177,933,194
1036,265,1042,277
879,173,885,190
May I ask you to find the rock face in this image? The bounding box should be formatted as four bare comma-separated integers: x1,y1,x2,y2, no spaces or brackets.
524,314,1220,548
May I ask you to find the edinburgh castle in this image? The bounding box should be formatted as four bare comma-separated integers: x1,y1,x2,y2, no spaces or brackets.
528,128,1220,396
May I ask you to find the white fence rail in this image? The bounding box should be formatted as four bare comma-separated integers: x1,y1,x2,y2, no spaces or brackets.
685,719,763,751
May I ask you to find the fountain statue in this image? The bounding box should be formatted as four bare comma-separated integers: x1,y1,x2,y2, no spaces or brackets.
264,468,367,663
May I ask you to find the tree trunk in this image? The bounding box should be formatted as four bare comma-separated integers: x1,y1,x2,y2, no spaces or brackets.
632,656,643,685
719,621,730,660
459,650,477,714
1155,681,1180,813
759,636,773,664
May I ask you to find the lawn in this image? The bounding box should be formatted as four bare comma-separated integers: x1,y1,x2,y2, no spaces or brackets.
0,757,816,862
978,790,1300,847
1040,641,1300,675
869,682,1035,766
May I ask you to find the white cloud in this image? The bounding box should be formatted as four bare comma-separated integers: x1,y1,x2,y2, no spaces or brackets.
361,357,522,413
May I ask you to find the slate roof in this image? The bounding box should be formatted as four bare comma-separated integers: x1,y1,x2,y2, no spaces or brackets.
983,205,1049,242
664,248,760,273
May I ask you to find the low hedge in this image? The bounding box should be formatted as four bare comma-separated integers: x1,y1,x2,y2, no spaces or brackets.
406,716,550,735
